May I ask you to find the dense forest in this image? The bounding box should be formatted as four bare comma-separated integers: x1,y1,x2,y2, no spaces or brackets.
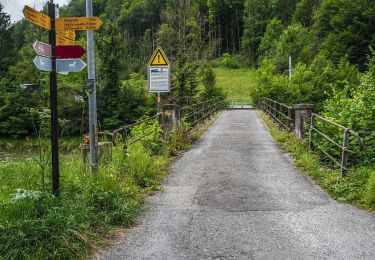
0,0,374,141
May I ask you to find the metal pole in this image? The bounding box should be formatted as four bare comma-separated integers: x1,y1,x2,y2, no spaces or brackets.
288,56,292,80
157,92,161,123
48,0,59,196
86,0,98,170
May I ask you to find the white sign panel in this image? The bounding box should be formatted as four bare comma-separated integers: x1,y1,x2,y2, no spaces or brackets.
148,67,170,92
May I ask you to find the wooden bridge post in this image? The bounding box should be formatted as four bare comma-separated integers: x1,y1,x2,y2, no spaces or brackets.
293,104,314,139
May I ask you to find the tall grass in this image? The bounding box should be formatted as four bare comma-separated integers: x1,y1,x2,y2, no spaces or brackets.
0,112,220,258
0,147,148,258
0,122,174,258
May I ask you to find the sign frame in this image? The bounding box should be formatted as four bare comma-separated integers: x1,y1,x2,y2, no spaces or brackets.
147,67,171,93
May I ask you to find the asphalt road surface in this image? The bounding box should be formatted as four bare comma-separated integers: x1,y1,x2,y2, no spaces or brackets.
97,110,375,260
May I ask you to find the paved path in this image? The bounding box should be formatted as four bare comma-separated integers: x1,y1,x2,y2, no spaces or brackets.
98,110,375,259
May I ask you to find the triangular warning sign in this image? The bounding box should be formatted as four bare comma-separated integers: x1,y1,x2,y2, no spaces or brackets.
149,47,169,66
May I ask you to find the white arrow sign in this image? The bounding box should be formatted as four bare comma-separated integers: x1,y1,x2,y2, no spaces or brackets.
34,56,52,71
33,56,86,74
57,59,86,73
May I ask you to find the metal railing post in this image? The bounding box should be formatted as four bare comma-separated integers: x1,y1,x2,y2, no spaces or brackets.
309,114,315,150
341,129,350,177
288,108,293,130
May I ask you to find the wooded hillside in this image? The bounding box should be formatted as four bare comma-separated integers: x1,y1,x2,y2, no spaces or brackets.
0,0,374,138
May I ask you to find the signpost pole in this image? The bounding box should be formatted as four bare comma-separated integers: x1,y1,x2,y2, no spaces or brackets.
48,0,60,196
157,92,161,123
86,0,98,171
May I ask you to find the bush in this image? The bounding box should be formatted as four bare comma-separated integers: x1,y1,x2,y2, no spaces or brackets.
219,53,245,69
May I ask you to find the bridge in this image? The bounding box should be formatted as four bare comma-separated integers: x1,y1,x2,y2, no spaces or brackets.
98,106,375,259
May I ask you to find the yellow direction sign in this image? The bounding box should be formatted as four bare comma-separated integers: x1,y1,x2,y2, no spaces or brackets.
23,5,51,30
55,17,102,31
149,47,169,66
56,34,75,46
56,30,76,40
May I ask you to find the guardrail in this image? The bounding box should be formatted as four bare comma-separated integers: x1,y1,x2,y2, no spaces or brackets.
258,97,366,176
258,98,294,130
226,98,253,109
112,113,161,147
181,98,224,126
309,113,363,176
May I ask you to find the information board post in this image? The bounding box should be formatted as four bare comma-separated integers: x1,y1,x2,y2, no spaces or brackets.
147,47,170,125
157,91,161,123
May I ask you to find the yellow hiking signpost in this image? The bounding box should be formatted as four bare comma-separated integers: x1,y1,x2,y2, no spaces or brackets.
56,17,102,31
56,34,75,46
22,5,51,30
149,47,169,66
56,30,76,40
22,2,102,196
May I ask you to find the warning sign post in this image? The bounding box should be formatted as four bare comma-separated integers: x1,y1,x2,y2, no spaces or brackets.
147,47,170,93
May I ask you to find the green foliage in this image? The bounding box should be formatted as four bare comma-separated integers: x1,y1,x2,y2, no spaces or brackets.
0,132,178,258
200,65,225,101
292,0,321,27
169,57,200,106
0,149,139,258
275,23,313,68
253,54,360,111
0,4,16,78
258,18,284,58
126,143,166,189
251,58,289,104
219,53,245,69
312,0,375,71
130,118,163,155
241,0,275,64
166,119,192,156
321,53,375,164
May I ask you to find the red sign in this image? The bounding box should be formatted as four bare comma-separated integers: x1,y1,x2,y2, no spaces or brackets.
56,45,86,59
33,41,51,58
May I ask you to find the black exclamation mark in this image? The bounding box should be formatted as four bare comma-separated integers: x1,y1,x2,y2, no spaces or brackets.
158,54,160,64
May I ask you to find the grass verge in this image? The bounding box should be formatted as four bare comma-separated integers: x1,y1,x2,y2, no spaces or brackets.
258,110,375,211
0,113,221,258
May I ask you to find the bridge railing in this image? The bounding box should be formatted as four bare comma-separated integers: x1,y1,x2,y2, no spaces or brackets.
258,98,294,130
112,113,161,147
226,98,253,109
181,98,225,126
309,113,364,176
110,98,225,148
258,97,366,177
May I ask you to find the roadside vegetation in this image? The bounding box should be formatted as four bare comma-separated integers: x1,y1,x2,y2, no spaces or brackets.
0,115,223,258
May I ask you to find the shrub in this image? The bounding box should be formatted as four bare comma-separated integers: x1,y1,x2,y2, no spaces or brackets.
219,53,245,69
